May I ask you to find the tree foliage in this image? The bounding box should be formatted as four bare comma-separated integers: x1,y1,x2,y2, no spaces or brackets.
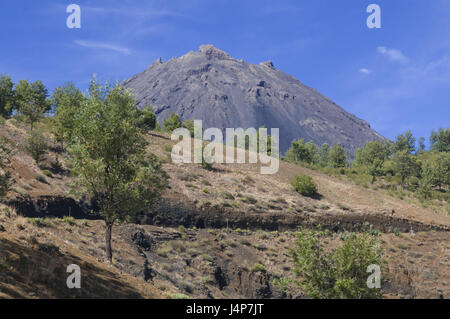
181,119,195,137
355,141,388,183
290,229,384,299
136,105,157,132
393,131,416,154
392,150,420,188
68,79,168,262
52,82,85,149
285,138,316,164
14,80,51,130
163,112,182,133
430,128,450,153
0,74,15,117
328,145,347,168
25,130,48,164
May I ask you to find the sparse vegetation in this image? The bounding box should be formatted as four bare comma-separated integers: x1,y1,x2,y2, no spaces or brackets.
27,217,52,228
25,130,48,164
291,174,317,197
163,112,182,133
251,263,266,273
290,229,384,299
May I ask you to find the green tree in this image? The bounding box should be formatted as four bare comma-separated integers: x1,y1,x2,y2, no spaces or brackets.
181,119,195,137
285,139,316,164
163,112,182,133
430,128,450,152
430,153,450,190
52,82,85,150
0,74,15,117
244,126,272,155
137,106,157,132
355,141,387,183
15,80,51,130
318,143,329,167
418,160,434,199
68,80,168,263
393,131,416,154
25,130,48,164
417,137,426,153
290,229,383,299
328,145,347,168
392,150,420,188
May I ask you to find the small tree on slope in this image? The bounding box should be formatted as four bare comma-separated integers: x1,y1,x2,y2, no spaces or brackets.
68,79,168,263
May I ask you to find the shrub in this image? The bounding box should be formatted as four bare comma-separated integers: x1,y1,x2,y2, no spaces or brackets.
42,170,53,178
163,112,182,132
61,216,75,226
170,293,190,299
251,263,266,273
221,191,235,200
240,195,257,204
27,217,52,228
291,174,318,197
182,119,195,137
136,106,156,131
290,229,384,299
50,155,63,173
25,130,48,164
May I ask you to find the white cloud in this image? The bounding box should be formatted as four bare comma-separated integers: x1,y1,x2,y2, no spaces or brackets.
359,68,372,75
377,46,409,64
74,40,131,55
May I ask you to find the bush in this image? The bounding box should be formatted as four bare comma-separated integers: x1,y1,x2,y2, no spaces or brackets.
27,217,52,228
42,170,53,178
137,106,156,132
221,191,235,200
291,174,318,197
25,130,48,164
50,155,64,173
61,216,75,226
182,119,195,137
290,229,384,299
163,112,182,133
251,263,266,273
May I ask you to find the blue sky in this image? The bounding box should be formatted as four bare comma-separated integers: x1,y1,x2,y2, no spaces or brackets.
1,0,449,145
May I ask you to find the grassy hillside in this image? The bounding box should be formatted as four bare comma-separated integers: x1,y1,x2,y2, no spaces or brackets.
0,116,449,299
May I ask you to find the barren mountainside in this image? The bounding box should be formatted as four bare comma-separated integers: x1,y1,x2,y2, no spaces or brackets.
124,44,384,153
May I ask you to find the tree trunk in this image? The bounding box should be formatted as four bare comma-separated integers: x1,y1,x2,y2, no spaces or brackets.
371,175,376,184
105,222,113,263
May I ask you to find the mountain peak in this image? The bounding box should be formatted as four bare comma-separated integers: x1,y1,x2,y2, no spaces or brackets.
198,44,231,60
260,61,276,70
125,46,384,154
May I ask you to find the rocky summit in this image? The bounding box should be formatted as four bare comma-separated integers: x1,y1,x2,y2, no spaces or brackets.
124,44,384,154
